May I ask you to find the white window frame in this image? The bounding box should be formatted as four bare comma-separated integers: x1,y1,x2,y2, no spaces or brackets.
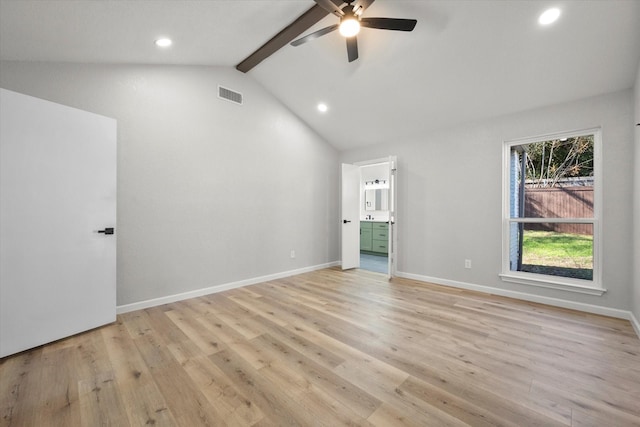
500,128,605,295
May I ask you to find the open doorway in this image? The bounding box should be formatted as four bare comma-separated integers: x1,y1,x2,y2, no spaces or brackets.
359,162,391,274
341,156,397,277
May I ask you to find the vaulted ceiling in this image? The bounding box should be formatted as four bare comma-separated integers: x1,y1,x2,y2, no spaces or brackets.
1,0,639,150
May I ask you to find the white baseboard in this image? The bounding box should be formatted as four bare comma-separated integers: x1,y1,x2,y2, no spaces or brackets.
396,271,637,330
630,311,640,339
116,263,640,341
116,261,340,314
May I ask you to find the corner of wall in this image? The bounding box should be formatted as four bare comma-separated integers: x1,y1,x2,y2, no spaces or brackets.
633,59,640,335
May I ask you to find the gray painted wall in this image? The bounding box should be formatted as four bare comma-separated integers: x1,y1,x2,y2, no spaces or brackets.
341,90,635,311
633,64,640,323
1,60,637,318
0,61,339,306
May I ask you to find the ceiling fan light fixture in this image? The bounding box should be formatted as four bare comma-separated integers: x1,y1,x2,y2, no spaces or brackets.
281,0,418,69
339,17,360,37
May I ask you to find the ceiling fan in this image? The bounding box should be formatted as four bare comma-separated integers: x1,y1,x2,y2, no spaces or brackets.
291,0,417,62
235,0,417,73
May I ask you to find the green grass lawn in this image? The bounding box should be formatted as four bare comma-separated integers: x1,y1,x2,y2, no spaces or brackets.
520,230,593,280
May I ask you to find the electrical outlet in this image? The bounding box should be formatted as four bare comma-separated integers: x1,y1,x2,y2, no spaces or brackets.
465,259,472,269
290,250,296,259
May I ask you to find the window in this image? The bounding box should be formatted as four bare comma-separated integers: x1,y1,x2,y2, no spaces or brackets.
501,129,603,295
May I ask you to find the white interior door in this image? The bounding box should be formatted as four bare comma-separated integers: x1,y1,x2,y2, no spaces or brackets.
0,89,117,358
387,156,398,278
341,163,360,270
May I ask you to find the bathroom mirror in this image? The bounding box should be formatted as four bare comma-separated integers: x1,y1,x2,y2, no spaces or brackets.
365,189,376,211
365,189,389,211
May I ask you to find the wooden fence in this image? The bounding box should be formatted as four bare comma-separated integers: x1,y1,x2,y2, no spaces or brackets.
524,187,593,235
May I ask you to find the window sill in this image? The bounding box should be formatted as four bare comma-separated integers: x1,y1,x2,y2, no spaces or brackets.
499,273,606,296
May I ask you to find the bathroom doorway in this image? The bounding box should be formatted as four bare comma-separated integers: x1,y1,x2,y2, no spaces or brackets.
341,156,397,277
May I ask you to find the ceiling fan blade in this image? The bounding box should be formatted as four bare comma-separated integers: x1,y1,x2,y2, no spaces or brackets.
361,17,417,31
314,0,345,16
346,36,358,62
236,3,334,73
291,24,339,46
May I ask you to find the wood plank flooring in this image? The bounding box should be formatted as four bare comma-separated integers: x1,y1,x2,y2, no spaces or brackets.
2,267,640,426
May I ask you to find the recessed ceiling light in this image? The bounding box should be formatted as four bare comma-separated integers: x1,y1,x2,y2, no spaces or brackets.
317,103,328,113
538,8,561,26
155,38,173,47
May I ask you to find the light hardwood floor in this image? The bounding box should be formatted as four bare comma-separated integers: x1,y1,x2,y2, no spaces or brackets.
2,267,640,426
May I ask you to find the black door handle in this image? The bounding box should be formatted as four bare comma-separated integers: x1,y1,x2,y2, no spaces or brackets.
343,219,351,224
96,227,115,235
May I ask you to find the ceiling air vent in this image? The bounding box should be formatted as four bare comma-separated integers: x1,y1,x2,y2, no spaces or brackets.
218,85,243,105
